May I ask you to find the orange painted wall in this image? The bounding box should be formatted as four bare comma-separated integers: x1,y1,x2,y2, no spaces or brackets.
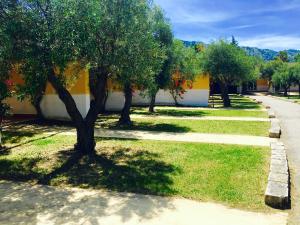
257,79,269,87
182,74,210,90
10,64,90,95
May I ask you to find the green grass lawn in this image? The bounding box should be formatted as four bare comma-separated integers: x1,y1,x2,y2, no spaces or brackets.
0,131,270,211
209,94,262,109
98,116,269,136
131,95,267,118
132,107,268,118
273,93,300,104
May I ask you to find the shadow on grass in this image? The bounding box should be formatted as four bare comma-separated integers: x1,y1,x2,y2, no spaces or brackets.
208,94,262,109
2,130,35,144
108,121,192,133
1,130,64,153
0,146,180,197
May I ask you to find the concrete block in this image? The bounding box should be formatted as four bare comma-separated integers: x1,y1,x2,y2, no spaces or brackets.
270,142,283,149
268,172,289,184
269,119,281,138
265,181,289,209
270,163,288,175
272,146,285,151
271,158,288,167
271,154,287,161
268,111,276,118
269,129,281,138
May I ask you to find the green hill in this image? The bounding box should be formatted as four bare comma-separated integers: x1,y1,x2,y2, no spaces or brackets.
182,40,300,61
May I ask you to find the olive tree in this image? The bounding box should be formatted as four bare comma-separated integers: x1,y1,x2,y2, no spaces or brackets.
0,1,15,149
260,59,283,90
10,0,164,156
201,40,255,107
291,63,300,95
16,62,47,119
169,40,201,106
272,63,294,96
147,6,173,113
116,7,166,126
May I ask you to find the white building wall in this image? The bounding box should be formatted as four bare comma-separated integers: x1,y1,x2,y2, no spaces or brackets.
105,89,209,111
105,91,125,111
40,94,90,120
177,89,209,107
155,90,175,105
289,85,299,92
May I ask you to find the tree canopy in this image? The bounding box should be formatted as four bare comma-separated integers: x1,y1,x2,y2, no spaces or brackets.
7,0,168,155
272,63,294,96
148,5,173,112
169,39,201,105
201,40,255,107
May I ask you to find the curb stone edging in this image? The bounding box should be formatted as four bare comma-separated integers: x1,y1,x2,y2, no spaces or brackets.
269,119,281,138
267,110,276,118
265,142,290,209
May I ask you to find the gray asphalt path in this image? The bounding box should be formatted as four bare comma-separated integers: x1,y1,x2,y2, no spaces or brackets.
249,95,300,225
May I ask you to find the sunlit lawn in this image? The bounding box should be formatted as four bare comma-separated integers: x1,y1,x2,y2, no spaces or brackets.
0,131,270,211
273,93,300,104
208,94,262,109
132,107,268,118
98,116,269,136
131,95,267,118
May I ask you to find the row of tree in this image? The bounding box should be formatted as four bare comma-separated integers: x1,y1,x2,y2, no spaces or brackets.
0,0,202,154
260,53,300,96
0,1,262,155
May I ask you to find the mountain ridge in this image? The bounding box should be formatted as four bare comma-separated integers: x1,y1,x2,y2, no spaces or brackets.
182,40,300,61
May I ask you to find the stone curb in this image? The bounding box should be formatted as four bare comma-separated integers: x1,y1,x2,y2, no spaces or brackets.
267,110,276,119
265,142,290,209
269,119,281,138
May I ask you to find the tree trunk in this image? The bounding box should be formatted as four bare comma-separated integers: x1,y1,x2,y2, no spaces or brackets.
119,85,133,126
75,123,95,156
33,95,45,120
283,88,288,97
89,67,108,114
149,92,157,113
298,82,300,96
220,83,231,107
47,62,109,156
170,90,179,106
0,119,3,150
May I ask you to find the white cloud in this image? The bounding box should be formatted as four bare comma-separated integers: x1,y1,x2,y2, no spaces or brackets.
171,10,234,24
228,24,259,30
239,35,300,50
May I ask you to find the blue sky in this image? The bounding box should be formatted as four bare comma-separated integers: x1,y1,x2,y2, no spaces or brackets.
153,0,300,50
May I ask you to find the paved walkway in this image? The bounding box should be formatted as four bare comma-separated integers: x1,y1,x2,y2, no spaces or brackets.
131,114,270,122
249,95,300,224
57,129,276,146
0,181,287,225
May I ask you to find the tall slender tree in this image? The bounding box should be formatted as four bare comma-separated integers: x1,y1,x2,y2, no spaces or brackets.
169,40,201,106
147,6,173,113
116,6,166,125
0,0,16,149
291,63,300,95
